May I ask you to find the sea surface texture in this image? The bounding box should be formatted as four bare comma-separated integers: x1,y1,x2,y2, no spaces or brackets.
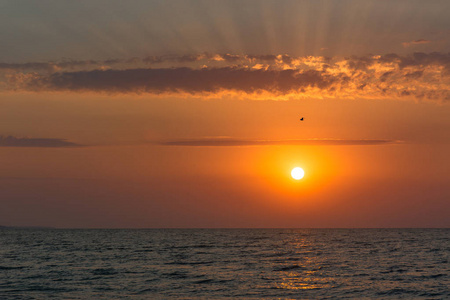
0,229,449,299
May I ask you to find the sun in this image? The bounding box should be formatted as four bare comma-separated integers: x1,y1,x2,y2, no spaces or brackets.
291,167,305,180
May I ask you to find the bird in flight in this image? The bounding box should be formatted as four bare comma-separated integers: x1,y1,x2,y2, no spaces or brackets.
300,117,304,121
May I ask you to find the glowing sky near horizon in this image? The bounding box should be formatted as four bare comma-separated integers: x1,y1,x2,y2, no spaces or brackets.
0,0,449,228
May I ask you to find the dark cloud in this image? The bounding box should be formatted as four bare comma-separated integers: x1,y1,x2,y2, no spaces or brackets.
143,54,207,64
0,58,142,72
0,62,58,71
0,136,81,147
157,138,399,147
26,67,334,94
220,54,242,62
0,53,287,71
0,60,108,71
2,52,449,101
246,54,278,62
402,39,432,47
347,52,450,70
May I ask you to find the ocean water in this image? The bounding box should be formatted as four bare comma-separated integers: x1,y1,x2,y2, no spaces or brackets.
0,229,449,299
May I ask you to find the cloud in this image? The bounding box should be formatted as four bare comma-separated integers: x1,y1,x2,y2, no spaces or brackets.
23,67,334,95
157,138,400,147
2,52,449,102
0,136,81,147
402,39,432,47
0,54,285,72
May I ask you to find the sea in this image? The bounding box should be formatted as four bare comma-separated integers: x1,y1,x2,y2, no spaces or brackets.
0,229,449,299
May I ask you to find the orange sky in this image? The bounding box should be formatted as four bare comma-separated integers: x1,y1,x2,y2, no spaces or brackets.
1,92,449,227
0,0,449,227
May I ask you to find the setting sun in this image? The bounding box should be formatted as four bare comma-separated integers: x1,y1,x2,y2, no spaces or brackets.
291,167,305,180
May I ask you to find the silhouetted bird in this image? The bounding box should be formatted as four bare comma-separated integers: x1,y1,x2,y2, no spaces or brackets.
300,117,304,121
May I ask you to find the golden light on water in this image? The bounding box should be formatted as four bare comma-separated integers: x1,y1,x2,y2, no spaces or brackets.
291,167,305,180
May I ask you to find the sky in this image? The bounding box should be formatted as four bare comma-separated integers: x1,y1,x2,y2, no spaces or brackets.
0,0,449,228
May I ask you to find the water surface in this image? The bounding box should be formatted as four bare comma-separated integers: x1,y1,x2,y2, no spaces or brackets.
1,229,449,299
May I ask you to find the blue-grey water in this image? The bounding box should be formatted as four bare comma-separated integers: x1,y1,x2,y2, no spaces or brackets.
1,229,449,299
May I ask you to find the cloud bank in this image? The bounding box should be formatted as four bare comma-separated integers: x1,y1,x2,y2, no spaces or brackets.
2,52,449,101
0,136,80,147
157,138,400,147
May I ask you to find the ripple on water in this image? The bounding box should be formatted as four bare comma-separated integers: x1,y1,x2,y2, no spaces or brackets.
0,228,449,299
